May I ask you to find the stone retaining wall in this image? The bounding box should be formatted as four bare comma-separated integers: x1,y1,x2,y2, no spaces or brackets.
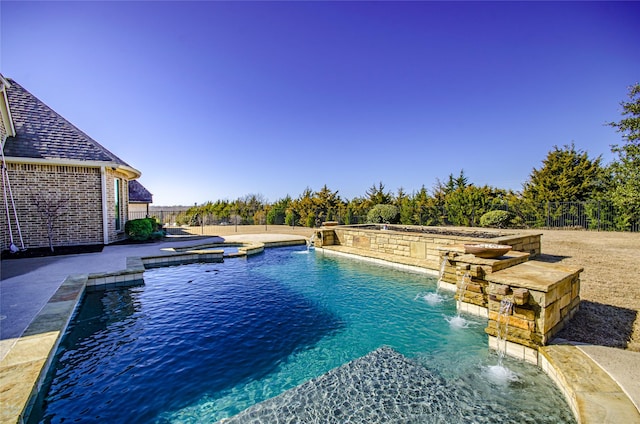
439,249,582,353
315,225,541,270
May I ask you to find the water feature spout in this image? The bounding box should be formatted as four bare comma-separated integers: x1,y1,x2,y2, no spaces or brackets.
436,256,447,292
456,271,471,312
447,271,472,328
496,297,514,365
307,233,316,250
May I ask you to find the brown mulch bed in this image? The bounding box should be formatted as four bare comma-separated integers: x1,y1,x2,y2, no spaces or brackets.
0,244,104,259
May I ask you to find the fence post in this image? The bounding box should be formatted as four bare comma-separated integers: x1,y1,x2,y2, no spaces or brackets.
546,201,550,228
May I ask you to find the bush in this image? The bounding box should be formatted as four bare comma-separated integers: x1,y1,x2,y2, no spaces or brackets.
480,210,513,228
305,213,316,228
285,211,296,226
366,204,399,224
125,218,154,241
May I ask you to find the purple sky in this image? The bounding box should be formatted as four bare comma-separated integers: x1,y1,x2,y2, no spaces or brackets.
2,1,639,205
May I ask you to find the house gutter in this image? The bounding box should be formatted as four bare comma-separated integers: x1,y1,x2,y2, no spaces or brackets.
100,166,109,245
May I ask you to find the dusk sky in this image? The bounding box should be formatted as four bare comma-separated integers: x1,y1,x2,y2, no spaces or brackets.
2,1,639,206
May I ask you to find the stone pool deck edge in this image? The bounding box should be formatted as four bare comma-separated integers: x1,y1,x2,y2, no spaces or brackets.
0,236,306,424
318,246,640,424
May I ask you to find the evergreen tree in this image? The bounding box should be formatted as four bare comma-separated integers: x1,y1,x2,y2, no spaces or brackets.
345,197,368,224
291,188,316,227
267,196,291,225
522,143,604,203
365,181,393,207
412,186,433,225
394,187,413,225
608,83,640,230
315,185,341,223
454,169,469,190
446,185,497,227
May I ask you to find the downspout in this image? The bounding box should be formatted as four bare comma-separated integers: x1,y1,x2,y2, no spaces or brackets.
101,166,109,244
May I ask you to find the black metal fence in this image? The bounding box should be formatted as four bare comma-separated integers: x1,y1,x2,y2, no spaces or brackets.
331,201,639,232
499,201,639,232
129,200,639,233
128,209,269,235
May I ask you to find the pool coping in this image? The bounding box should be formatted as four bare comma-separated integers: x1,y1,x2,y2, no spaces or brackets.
1,239,637,424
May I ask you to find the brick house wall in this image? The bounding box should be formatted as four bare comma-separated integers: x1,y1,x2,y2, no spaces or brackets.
0,163,130,251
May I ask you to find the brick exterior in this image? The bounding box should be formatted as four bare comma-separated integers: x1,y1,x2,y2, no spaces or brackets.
0,163,129,251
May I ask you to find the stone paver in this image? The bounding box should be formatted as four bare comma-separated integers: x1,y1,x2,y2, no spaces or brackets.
540,344,640,423
578,345,640,414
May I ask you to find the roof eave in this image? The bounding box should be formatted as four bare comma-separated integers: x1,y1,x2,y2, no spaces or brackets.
0,76,17,140
3,156,142,179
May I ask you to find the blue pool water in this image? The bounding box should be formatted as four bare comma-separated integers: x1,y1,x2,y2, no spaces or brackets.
32,246,575,423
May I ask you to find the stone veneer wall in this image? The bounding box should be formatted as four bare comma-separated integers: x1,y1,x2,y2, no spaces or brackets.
486,264,582,348
439,250,582,350
315,225,541,270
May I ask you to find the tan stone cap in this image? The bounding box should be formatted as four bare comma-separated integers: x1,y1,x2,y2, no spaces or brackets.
486,260,583,293
539,345,640,423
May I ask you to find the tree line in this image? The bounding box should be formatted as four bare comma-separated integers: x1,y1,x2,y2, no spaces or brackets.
173,84,640,231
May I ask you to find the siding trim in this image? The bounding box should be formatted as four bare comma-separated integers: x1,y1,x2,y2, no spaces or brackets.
101,166,109,244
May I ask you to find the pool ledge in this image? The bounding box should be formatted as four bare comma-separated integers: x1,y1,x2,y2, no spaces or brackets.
0,241,307,424
0,273,86,424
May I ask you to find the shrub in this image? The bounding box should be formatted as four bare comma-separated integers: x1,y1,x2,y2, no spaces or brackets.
305,212,316,228
366,204,399,224
285,211,296,226
125,218,153,241
480,210,513,228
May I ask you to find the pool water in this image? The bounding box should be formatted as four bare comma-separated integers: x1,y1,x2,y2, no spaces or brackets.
32,246,575,423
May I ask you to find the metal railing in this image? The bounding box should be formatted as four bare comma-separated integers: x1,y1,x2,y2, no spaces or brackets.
500,201,639,232
129,200,639,233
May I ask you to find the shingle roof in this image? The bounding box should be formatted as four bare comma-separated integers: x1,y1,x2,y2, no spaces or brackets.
2,78,131,167
128,180,153,203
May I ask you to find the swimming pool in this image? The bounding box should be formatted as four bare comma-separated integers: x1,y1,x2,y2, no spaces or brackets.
31,246,575,423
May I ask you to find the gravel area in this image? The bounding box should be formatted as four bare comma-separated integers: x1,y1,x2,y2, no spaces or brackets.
531,230,640,351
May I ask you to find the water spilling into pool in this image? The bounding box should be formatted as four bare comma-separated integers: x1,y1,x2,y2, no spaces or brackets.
32,246,575,423
417,291,445,305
